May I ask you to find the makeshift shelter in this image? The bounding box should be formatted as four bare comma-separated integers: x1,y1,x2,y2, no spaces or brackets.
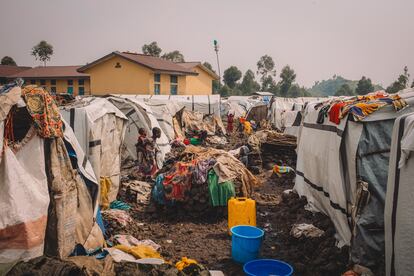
106,96,171,169
132,94,221,116
270,97,322,136
0,85,103,268
60,97,127,202
385,110,414,276
113,94,181,141
221,96,270,118
294,90,414,269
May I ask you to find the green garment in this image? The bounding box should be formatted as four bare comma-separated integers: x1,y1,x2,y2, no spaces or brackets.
207,169,235,207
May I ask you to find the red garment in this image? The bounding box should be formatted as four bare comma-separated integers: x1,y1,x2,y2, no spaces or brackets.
227,114,234,133
329,102,346,125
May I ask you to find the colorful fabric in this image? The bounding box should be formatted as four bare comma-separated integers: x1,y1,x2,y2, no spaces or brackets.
176,257,198,271
22,86,63,138
207,169,235,207
192,158,216,185
109,200,131,210
243,121,252,135
273,165,295,177
329,102,346,125
152,174,165,204
163,161,195,201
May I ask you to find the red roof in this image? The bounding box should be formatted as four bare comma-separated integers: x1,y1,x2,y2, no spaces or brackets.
9,66,89,78
0,65,31,78
176,62,219,80
78,51,198,75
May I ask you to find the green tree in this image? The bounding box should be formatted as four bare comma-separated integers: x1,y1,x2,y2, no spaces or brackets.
1,56,17,66
218,85,231,97
257,55,276,91
386,66,410,93
223,66,242,89
335,83,355,96
287,84,310,98
31,40,53,66
279,65,296,97
355,76,374,95
261,75,277,93
239,69,260,95
161,50,185,62
142,41,162,57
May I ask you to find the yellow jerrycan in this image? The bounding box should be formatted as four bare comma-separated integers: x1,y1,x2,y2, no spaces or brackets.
228,197,256,234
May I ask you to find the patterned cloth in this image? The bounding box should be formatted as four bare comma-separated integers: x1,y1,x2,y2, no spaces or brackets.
163,161,195,202
22,86,63,138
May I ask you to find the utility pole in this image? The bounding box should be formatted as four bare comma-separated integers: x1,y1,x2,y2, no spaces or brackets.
214,40,221,89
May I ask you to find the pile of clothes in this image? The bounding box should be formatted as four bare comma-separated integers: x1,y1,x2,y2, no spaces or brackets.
316,91,408,125
152,145,260,208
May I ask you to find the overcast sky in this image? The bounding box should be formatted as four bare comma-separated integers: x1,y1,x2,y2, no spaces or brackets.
1,0,413,87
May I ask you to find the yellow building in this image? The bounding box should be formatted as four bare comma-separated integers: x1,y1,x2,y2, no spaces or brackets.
10,66,90,96
78,51,218,95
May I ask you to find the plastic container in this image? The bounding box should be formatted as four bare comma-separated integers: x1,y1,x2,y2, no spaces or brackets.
243,259,294,276
190,137,201,145
228,197,256,234
230,225,264,263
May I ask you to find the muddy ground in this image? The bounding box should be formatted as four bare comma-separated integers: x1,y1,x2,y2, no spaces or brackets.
105,138,349,276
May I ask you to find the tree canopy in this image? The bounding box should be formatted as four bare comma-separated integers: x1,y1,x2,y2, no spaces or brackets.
335,83,355,96
386,66,410,93
355,76,374,95
279,65,296,97
257,55,276,91
31,40,53,66
1,56,17,66
223,66,242,89
239,69,260,95
161,50,185,62
142,41,162,57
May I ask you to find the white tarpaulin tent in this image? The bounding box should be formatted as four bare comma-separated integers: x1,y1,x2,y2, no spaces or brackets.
221,95,271,118
115,95,181,141
385,109,414,276
60,97,127,202
294,90,414,269
107,96,171,169
132,94,221,116
270,97,322,136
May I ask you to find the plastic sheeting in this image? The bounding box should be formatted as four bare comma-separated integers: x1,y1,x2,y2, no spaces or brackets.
130,94,221,116
60,98,127,202
385,112,414,276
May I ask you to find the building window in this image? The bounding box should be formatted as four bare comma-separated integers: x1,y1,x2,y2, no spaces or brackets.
79,87,85,95
30,79,36,84
51,87,56,93
154,84,160,95
170,84,178,95
170,75,178,95
154,73,161,95
68,79,73,86
51,79,56,85
67,87,73,95
40,79,46,85
78,79,84,86
115,62,122,68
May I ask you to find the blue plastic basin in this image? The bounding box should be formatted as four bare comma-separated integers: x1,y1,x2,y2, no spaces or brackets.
230,225,264,263
243,259,294,276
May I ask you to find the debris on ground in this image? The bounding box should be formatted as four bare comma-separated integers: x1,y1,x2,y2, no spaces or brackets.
290,223,325,238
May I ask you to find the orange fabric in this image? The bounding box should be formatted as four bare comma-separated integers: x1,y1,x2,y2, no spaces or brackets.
0,216,47,250
329,102,346,125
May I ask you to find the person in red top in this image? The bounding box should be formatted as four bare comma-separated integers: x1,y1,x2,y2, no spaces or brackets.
227,113,234,133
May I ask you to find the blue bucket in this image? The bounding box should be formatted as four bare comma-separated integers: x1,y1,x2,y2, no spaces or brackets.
230,225,264,263
243,259,294,276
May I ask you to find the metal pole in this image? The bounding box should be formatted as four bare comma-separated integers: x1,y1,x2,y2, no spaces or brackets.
214,40,221,90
